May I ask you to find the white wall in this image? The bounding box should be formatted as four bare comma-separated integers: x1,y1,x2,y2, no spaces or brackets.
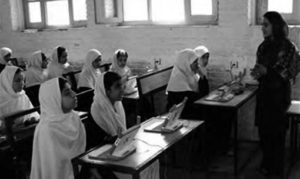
0,0,299,97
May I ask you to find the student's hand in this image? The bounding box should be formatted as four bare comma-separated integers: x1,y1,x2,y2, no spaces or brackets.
250,64,267,79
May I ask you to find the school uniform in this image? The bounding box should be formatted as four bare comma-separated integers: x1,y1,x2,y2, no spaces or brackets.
48,47,70,79
25,51,48,87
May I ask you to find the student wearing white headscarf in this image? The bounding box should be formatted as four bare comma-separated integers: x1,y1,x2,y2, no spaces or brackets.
25,51,49,87
0,47,12,73
48,46,71,79
77,49,102,91
30,77,86,179
166,48,209,119
0,66,39,129
90,71,159,179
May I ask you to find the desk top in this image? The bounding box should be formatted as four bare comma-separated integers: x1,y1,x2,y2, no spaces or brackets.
123,91,139,100
288,100,300,115
194,86,257,109
74,118,203,173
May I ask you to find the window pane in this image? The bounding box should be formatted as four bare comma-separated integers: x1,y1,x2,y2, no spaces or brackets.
46,0,70,26
268,0,293,13
123,0,148,21
191,0,213,15
28,2,42,23
151,0,184,23
73,0,87,21
104,0,118,18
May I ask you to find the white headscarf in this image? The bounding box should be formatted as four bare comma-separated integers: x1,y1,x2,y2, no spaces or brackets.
77,49,102,89
30,78,86,179
167,49,199,92
111,49,131,78
0,47,12,65
0,66,39,128
25,51,49,87
194,45,209,77
91,72,126,136
48,46,69,79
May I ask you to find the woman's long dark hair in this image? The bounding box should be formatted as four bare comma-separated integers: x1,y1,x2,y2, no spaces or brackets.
263,11,289,40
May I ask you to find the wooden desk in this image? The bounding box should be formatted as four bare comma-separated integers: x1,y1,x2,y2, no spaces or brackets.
72,118,203,179
194,85,257,176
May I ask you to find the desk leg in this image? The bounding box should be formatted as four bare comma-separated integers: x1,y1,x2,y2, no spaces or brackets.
233,111,238,177
290,117,295,164
133,172,140,179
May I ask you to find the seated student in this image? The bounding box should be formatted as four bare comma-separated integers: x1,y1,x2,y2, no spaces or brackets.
25,50,49,87
167,48,209,119
0,47,12,73
90,72,159,179
0,66,39,130
110,49,136,94
77,49,102,92
30,77,86,179
48,46,71,79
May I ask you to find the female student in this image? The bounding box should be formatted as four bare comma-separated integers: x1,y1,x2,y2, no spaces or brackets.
30,77,86,179
25,50,49,87
48,46,71,79
166,48,209,119
77,49,102,91
90,72,159,179
0,66,39,129
251,11,298,177
111,49,136,94
0,47,12,73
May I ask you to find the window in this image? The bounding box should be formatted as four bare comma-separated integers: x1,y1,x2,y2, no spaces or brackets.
23,0,87,29
95,0,218,25
256,0,300,25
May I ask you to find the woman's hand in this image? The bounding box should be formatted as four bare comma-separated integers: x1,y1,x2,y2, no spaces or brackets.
250,64,267,79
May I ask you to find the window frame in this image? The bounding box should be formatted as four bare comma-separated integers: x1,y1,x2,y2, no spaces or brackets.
23,0,87,29
256,0,300,25
95,0,218,26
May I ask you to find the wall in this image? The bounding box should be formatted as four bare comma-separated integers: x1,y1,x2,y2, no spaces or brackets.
0,0,299,97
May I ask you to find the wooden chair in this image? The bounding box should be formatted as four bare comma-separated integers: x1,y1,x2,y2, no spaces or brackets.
136,66,173,120
24,84,40,107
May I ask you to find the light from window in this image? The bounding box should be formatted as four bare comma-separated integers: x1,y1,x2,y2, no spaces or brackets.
46,0,70,26
191,0,213,15
151,0,185,24
123,0,148,21
73,0,87,21
268,0,293,13
104,0,118,18
28,2,42,23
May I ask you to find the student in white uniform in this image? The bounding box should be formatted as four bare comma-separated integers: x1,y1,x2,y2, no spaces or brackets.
77,49,102,92
0,66,39,130
30,77,86,179
110,49,136,94
48,46,71,79
25,50,49,87
90,71,159,179
0,47,12,73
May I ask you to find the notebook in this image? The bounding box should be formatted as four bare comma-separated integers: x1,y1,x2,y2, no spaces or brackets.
88,124,140,161
144,97,188,133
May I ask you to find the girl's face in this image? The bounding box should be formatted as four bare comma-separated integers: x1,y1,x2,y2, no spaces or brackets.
117,55,127,68
41,53,48,69
200,53,209,67
12,71,25,93
61,82,77,113
4,53,11,63
92,56,102,69
106,79,124,102
190,58,199,73
262,17,273,38
58,51,68,64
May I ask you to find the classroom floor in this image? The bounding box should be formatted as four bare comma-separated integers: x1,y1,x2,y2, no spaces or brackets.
163,142,300,179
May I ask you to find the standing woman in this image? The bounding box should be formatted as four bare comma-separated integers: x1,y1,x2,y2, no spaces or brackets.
251,11,298,177
48,46,71,79
77,49,102,92
25,50,49,87
0,47,12,73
